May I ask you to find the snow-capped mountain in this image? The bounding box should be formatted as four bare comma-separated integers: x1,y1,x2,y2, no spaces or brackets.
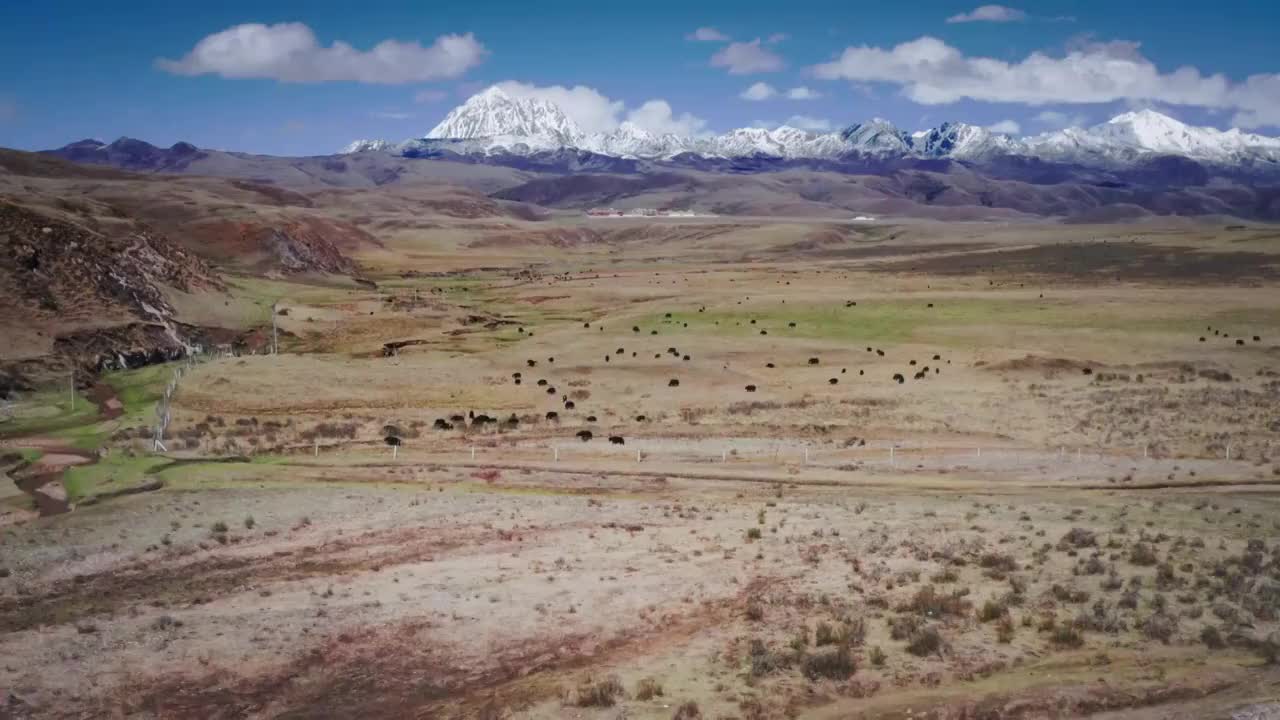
1024,109,1280,166
429,86,587,147
344,86,1280,171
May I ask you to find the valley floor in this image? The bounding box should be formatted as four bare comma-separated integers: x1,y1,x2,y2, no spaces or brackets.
2,220,1279,719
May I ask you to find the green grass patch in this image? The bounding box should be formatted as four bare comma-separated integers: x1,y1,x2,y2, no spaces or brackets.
634,298,1236,346
63,453,168,501
0,390,98,440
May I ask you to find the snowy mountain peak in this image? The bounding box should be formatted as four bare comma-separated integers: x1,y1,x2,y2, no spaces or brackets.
427,85,585,144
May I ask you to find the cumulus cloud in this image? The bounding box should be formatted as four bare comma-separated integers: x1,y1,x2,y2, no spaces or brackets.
986,119,1021,134
786,86,821,100
687,27,729,42
371,110,412,120
740,82,777,101
626,100,708,136
782,115,832,131
157,23,486,84
811,35,1280,128
946,5,1027,23
494,81,625,134
711,39,784,74
490,82,706,137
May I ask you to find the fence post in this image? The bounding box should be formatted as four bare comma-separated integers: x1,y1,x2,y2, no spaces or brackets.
1225,442,1232,461
471,446,476,461
889,445,895,466
392,444,398,460
804,446,809,465
554,446,559,462
313,437,318,457
722,449,727,463
637,448,642,463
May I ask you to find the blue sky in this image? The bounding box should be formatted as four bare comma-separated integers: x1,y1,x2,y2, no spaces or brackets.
2,0,1279,155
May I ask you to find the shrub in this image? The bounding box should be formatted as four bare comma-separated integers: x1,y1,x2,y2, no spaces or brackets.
1130,542,1159,566
978,598,1008,623
243,516,255,530
905,626,945,657
979,552,1018,575
210,521,229,534
635,677,664,700
815,621,837,646
673,701,702,719
575,675,624,707
746,527,762,541
1059,528,1097,549
748,638,791,676
901,585,971,618
889,615,923,641
931,567,959,583
802,645,856,680
1050,583,1091,604
996,616,1016,643
868,645,887,666
1050,625,1084,648
745,601,764,622
1141,613,1178,644
1201,625,1225,649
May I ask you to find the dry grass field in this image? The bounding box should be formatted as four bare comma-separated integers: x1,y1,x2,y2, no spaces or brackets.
2,217,1279,719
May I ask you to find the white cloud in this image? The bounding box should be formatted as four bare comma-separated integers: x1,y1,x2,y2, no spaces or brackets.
687,27,729,42
811,35,1280,128
946,5,1027,23
711,39,784,74
1034,110,1088,128
786,86,821,100
157,23,486,84
766,33,790,44
626,100,708,137
986,119,1021,134
494,81,625,134
782,115,832,132
740,82,777,101
490,82,706,137
371,110,412,120
413,89,447,103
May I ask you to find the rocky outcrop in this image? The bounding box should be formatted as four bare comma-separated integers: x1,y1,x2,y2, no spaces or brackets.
0,201,224,385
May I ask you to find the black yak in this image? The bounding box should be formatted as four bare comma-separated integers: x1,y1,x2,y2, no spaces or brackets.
829,378,839,385
669,379,680,387
586,415,598,422
546,411,559,421
576,430,593,441
609,435,625,445
745,384,757,392
808,358,819,365
892,373,904,384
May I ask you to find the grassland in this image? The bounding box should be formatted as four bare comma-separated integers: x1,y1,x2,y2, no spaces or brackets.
2,220,1278,720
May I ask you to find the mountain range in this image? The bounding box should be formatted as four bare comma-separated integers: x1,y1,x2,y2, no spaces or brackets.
344,86,1280,173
